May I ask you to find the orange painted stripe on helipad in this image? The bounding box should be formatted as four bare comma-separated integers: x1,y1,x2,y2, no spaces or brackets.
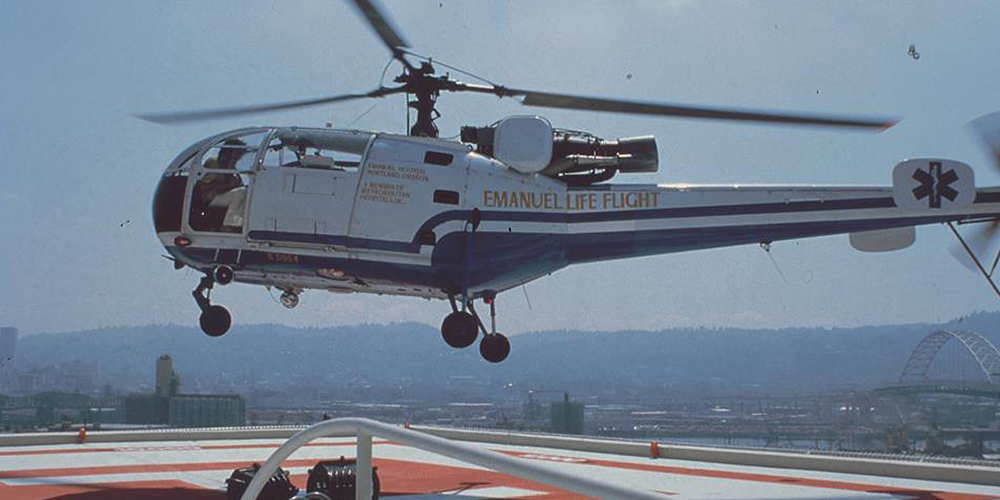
496,450,994,500
339,457,592,500
0,479,222,500
0,458,588,500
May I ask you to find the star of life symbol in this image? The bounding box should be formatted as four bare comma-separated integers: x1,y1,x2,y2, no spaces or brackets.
911,161,959,209
891,158,974,211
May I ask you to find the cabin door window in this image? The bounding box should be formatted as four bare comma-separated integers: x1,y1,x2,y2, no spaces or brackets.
188,131,267,233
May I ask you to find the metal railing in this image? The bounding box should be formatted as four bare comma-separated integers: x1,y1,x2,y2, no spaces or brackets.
239,417,667,500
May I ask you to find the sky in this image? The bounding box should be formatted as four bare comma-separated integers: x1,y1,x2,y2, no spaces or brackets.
1,0,999,336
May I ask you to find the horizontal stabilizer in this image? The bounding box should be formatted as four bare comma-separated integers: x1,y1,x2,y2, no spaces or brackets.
850,226,916,252
892,158,974,210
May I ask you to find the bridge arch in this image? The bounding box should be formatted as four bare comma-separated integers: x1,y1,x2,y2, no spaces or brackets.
900,330,1000,384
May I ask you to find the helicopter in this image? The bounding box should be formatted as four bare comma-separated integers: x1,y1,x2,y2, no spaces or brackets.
143,0,1000,363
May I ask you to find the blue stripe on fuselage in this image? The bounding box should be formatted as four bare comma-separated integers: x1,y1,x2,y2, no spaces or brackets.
411,196,900,246
255,193,1000,253
251,195,905,252
177,211,1000,294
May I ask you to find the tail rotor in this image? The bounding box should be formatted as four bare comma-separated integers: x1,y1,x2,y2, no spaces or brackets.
947,111,1000,297
948,218,1000,273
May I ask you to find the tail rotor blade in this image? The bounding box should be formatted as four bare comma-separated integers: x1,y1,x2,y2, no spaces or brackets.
949,220,1000,272
969,111,1000,171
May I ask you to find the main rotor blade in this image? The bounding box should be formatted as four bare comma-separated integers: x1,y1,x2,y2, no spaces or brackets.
969,111,1000,171
136,87,403,124
347,0,409,56
510,90,897,131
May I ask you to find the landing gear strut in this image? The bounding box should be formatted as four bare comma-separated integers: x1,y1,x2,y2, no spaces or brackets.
439,293,510,363
478,297,510,363
193,274,231,337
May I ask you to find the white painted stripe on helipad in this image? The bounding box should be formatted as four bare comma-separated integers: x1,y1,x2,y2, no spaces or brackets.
0,436,358,455
0,440,362,471
0,466,315,488
386,488,549,500
173,472,228,491
490,442,1000,497
440,486,548,498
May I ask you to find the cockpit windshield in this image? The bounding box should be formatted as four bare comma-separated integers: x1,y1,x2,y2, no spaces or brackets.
188,129,269,233
200,130,269,172
165,138,211,173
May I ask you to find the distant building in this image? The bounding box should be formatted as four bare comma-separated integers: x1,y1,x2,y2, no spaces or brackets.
2,360,96,396
126,355,243,427
0,327,17,378
550,393,584,434
169,394,245,427
55,360,97,394
124,394,169,424
155,355,179,397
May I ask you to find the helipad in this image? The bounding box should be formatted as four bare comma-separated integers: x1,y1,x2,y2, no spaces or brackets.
1,424,998,500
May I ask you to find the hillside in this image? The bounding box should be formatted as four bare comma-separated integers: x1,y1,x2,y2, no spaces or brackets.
9,312,998,397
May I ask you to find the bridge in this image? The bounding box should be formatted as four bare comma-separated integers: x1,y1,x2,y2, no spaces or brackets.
874,329,1000,399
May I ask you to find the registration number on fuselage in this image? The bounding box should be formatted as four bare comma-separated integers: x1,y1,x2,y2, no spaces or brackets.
265,252,300,264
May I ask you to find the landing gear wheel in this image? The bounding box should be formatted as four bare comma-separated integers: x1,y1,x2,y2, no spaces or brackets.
479,333,510,363
441,311,478,348
280,291,299,309
199,305,231,337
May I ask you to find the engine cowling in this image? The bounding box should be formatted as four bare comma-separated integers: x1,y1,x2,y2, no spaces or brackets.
461,117,658,185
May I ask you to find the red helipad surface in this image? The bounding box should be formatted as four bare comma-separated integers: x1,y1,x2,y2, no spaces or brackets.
1,436,998,500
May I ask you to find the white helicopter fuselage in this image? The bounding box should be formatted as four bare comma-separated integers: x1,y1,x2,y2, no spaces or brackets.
154,125,1000,302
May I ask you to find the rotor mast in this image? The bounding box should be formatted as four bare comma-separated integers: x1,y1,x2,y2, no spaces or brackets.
399,62,441,137
349,0,438,137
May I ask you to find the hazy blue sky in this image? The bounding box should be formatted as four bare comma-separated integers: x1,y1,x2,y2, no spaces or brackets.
2,0,999,335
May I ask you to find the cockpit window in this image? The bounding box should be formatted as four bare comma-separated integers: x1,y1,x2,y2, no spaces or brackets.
152,171,188,233
189,171,250,233
263,140,308,168
186,131,267,233
200,131,267,171
262,129,371,171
